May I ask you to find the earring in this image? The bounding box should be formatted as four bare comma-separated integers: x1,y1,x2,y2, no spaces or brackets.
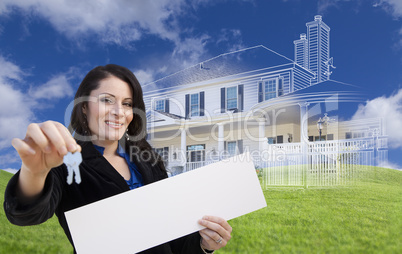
83,115,89,135
126,131,130,141
83,122,88,135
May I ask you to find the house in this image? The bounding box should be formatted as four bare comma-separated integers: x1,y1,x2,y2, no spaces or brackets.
142,16,388,185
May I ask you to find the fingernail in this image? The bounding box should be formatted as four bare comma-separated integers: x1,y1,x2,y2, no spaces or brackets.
68,143,77,152
203,216,209,220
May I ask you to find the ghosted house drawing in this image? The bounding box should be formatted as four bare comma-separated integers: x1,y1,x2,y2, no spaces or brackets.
143,16,388,186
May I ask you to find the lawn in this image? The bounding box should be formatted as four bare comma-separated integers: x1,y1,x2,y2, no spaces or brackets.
1,167,401,254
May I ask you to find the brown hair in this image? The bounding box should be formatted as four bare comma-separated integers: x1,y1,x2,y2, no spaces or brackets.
69,64,166,179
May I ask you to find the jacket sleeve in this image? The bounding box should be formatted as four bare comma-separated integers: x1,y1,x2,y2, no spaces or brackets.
3,169,64,226
169,232,205,254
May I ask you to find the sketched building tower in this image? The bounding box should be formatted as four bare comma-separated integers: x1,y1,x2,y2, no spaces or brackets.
293,33,308,69
294,15,332,84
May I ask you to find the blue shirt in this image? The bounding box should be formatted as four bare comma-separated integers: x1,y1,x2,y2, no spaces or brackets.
93,144,143,190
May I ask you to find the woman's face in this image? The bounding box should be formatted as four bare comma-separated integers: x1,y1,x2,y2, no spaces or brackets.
83,76,134,143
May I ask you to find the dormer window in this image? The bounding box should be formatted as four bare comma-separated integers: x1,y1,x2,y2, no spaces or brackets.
264,79,277,100
154,98,169,113
155,99,165,111
258,77,283,103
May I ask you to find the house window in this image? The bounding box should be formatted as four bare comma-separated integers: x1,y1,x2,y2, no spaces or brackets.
264,79,277,101
315,135,326,141
186,92,204,118
353,132,364,138
327,134,334,140
155,147,169,162
155,99,165,111
267,137,276,144
345,132,352,139
190,93,199,117
187,144,205,162
226,86,238,110
227,141,237,156
276,135,283,144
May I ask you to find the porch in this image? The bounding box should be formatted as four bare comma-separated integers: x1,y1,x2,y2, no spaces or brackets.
166,136,388,188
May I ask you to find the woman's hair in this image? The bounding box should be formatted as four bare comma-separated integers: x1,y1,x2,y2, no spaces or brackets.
69,64,166,177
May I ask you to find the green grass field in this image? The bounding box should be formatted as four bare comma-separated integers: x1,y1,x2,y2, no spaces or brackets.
1,167,401,254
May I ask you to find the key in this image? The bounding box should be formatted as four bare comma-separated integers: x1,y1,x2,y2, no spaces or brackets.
64,151,83,185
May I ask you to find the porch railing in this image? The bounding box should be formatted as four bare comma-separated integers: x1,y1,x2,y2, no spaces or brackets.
177,136,387,188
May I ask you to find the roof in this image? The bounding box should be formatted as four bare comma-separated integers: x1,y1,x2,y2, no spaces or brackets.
142,45,294,93
251,79,363,112
290,79,360,95
154,110,184,120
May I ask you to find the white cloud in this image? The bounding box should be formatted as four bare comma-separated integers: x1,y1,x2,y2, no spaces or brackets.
29,74,74,100
0,0,221,80
1,168,19,174
375,0,402,18
217,29,245,52
0,0,185,46
352,88,402,149
0,152,20,167
0,57,76,155
0,82,33,148
172,34,211,67
318,0,402,18
378,160,401,170
0,57,33,150
0,56,25,83
135,69,157,87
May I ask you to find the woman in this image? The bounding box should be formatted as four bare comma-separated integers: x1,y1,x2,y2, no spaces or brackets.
4,64,232,253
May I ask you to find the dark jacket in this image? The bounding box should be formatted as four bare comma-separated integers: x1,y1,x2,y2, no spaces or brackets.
4,141,203,254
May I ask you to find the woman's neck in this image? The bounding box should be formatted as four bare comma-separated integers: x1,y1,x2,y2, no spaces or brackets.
92,140,119,156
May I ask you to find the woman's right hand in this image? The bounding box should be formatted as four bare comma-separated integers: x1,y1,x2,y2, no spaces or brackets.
11,121,81,198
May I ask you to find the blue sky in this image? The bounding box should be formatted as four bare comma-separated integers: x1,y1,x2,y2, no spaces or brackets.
0,0,401,171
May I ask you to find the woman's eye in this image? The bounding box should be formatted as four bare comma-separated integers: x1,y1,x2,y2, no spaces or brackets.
100,97,113,104
123,102,132,107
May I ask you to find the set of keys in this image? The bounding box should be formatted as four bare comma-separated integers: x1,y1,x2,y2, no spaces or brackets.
63,152,82,185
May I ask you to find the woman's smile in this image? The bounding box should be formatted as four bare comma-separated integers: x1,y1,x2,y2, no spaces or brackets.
105,120,124,129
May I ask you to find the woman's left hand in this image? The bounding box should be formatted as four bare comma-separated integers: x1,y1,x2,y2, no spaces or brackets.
198,216,232,251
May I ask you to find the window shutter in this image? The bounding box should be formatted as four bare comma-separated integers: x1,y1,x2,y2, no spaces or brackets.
238,84,244,111
221,87,226,113
200,91,205,116
165,99,169,113
278,78,283,96
224,141,227,151
258,81,263,103
237,139,243,154
185,94,190,119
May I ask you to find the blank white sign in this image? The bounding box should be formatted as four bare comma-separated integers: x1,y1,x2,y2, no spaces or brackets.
65,152,267,254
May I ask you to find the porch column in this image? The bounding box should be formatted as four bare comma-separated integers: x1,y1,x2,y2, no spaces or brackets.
217,123,224,159
299,102,310,146
299,102,310,188
258,119,266,152
181,127,187,171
